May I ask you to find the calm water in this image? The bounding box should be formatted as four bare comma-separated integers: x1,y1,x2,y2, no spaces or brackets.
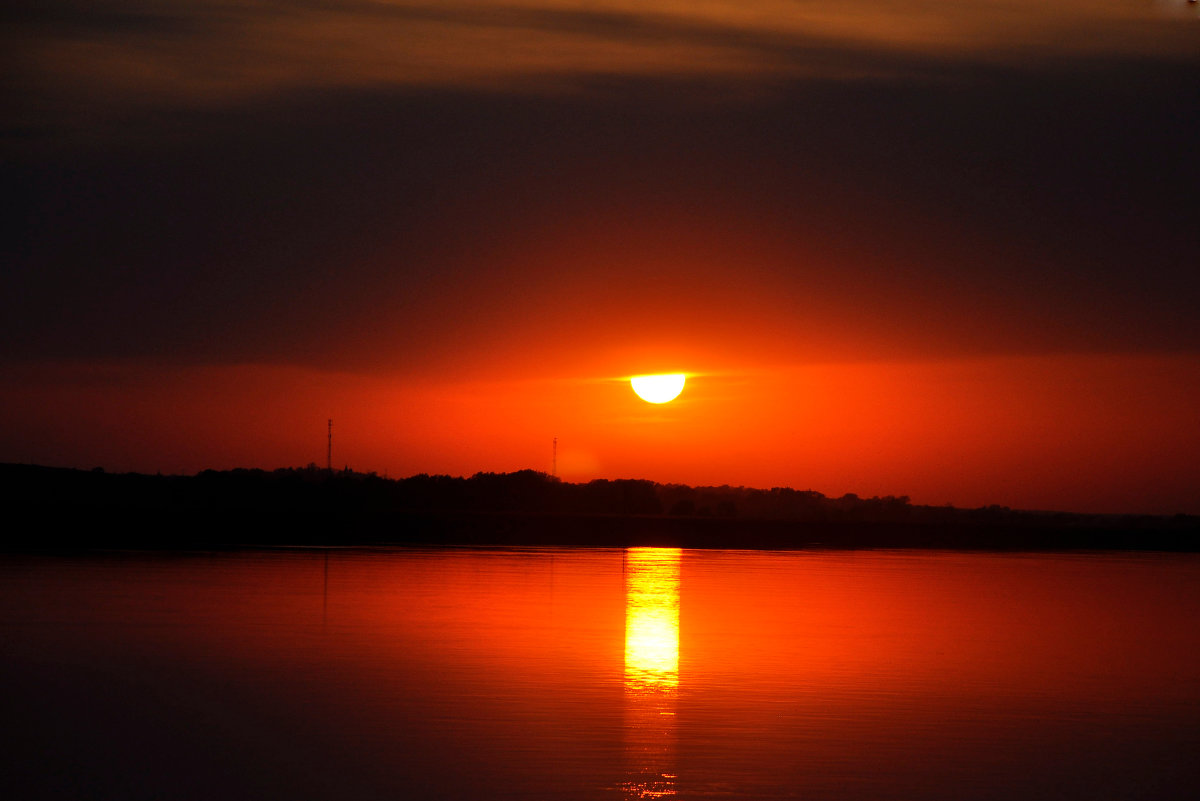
2,547,1198,800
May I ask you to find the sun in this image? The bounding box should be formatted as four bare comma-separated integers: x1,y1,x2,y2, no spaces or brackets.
631,373,686,404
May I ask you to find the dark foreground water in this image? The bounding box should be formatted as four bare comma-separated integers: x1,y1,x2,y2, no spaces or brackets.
2,547,1198,800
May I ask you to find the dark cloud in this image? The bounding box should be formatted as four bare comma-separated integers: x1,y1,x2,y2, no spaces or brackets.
3,3,1197,374
8,1,1196,150
4,1,229,37
5,51,1197,373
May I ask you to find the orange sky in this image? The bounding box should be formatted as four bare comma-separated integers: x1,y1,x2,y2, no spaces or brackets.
4,352,1198,514
3,1,1198,514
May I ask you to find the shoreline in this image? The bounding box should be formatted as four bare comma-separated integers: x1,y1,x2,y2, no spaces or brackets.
4,463,1196,552
7,509,1197,553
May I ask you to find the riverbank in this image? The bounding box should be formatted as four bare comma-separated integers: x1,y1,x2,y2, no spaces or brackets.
3,463,1195,551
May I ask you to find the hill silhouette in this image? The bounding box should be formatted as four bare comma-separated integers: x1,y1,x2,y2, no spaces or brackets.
2,463,1195,551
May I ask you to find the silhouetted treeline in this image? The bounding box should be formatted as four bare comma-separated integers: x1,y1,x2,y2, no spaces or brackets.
2,463,1196,551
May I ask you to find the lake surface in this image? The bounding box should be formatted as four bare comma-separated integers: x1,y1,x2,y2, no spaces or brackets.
2,547,1198,800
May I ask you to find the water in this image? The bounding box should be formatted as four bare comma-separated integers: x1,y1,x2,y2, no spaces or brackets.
2,547,1198,800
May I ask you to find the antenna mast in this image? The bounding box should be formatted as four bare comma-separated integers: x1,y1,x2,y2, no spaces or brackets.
552,437,557,477
327,419,333,472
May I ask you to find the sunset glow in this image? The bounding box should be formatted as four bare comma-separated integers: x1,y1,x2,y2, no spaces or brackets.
6,6,1200,801
2,0,1197,515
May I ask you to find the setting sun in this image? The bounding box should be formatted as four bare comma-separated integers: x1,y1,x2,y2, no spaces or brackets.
631,374,686,404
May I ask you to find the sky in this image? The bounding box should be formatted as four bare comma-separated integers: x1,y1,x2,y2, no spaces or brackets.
4,1,1199,514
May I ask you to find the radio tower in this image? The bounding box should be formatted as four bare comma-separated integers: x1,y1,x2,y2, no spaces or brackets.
552,437,557,477
327,419,333,472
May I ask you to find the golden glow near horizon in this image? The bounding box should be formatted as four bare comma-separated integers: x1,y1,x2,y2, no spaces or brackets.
631,374,686,404
624,547,681,691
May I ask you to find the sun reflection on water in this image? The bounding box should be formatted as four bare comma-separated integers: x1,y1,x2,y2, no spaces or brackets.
621,547,681,798
624,548,680,690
